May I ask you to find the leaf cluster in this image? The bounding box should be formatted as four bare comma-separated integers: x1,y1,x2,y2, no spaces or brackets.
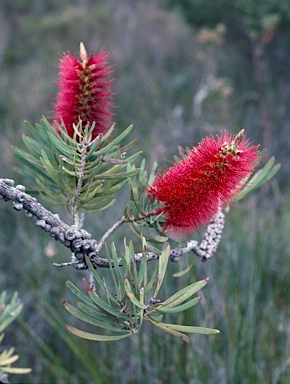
0,291,31,377
64,240,219,343
124,160,169,245
13,119,141,213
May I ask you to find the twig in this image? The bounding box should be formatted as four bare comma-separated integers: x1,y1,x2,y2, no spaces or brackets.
95,209,161,254
96,215,126,254
70,139,87,220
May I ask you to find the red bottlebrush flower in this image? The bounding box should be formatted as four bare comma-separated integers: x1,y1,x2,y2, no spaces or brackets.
148,130,259,236
52,42,114,139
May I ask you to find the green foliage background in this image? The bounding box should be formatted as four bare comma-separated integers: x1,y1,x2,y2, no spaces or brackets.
0,0,289,383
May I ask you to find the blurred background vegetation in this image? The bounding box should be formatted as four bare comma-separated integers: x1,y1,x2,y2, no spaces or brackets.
0,0,289,383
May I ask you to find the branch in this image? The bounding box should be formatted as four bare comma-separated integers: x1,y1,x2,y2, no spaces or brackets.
0,178,224,270
0,178,97,267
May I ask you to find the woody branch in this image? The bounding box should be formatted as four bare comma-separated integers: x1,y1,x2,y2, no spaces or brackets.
0,178,224,269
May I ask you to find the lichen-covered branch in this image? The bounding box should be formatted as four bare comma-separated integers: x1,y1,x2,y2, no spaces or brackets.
0,178,98,265
0,178,224,270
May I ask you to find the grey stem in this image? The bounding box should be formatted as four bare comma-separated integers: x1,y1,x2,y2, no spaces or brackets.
0,178,225,270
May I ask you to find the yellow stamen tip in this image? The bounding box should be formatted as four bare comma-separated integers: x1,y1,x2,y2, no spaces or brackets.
80,42,88,64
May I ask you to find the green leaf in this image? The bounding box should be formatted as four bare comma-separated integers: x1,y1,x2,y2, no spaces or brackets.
144,263,159,296
92,168,140,180
63,300,127,333
22,135,42,158
156,297,201,313
85,256,119,305
13,146,41,168
148,162,158,185
153,246,170,299
81,196,115,213
128,200,140,218
138,238,148,289
75,301,110,322
65,280,95,308
161,278,209,308
110,243,124,283
0,353,19,366
88,292,128,320
172,260,195,277
233,156,280,202
47,131,77,157
100,178,130,195
124,277,146,309
84,140,102,162
0,292,23,333
0,346,14,356
1,367,31,374
111,124,134,145
25,120,52,147
146,317,189,343
147,231,168,244
84,155,103,171
66,325,131,341
157,322,220,335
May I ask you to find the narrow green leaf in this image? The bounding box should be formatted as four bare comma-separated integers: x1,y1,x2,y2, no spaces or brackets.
110,243,124,283
47,131,77,157
88,292,128,320
63,300,126,333
156,297,201,313
108,124,134,146
66,325,131,341
138,238,148,289
129,241,140,292
124,277,145,309
158,322,220,335
0,305,23,333
22,135,42,157
144,263,159,296
81,197,115,213
146,317,189,343
0,291,6,306
148,162,158,185
153,246,170,298
100,178,129,195
84,138,103,162
161,278,209,308
0,367,32,374
129,200,140,218
84,155,103,171
172,260,195,277
75,302,130,332
65,280,95,308
85,257,118,305
255,163,281,188
13,146,41,167
0,347,15,360
94,123,115,142
38,191,66,207
25,121,52,147
148,231,168,244
233,157,280,201
0,354,19,366
96,168,140,180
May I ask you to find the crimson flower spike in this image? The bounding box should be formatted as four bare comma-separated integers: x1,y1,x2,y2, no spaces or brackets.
148,130,259,236
52,42,114,139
